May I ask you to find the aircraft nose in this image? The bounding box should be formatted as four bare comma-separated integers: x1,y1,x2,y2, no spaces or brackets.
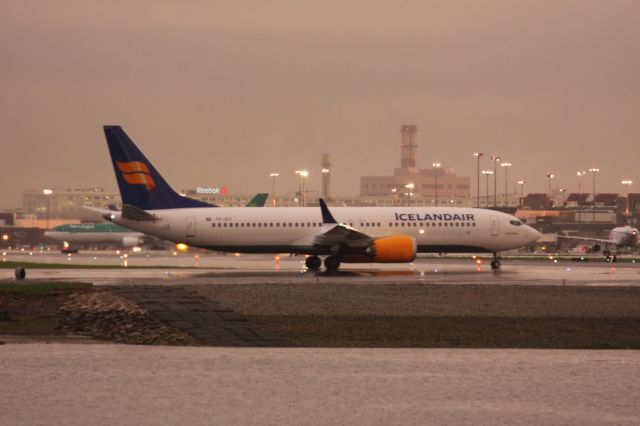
525,225,541,243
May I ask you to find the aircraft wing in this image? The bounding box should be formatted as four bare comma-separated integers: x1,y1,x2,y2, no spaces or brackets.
311,199,372,249
556,235,617,246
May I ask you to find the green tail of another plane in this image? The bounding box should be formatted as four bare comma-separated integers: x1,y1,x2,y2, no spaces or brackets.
246,193,269,207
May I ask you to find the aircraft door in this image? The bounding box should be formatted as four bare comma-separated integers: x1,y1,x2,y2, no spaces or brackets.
186,216,196,238
489,215,499,236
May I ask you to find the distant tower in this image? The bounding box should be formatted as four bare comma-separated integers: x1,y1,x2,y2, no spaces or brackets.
400,125,418,168
321,154,331,201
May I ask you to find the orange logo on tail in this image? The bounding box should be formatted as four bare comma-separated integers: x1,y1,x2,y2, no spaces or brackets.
117,161,156,190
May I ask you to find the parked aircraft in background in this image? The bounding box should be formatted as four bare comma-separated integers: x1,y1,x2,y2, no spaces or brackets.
558,225,639,261
91,126,540,271
44,223,146,251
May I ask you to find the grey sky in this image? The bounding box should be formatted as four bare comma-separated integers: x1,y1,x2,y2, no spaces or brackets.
1,0,639,208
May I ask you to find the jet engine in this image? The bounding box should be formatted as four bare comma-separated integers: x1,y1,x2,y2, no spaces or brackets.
122,236,143,247
342,235,417,263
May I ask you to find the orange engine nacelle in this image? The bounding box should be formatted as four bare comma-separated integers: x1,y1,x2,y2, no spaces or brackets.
342,235,417,263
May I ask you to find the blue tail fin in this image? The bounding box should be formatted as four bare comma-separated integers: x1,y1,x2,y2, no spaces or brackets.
104,126,215,210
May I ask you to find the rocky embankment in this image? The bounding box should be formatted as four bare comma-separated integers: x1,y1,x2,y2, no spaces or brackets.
59,291,198,345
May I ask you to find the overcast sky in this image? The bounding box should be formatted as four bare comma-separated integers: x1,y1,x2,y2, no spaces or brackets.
1,0,639,208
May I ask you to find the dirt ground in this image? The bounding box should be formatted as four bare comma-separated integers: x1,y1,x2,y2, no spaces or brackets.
3,282,640,348
193,283,640,348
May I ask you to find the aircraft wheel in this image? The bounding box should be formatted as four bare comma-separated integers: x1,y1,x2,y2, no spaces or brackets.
490,259,501,270
324,255,341,271
305,256,322,271
612,255,618,263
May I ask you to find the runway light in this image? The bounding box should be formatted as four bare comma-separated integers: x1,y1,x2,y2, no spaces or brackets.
235,253,241,257
476,259,482,265
116,250,121,255
2,234,8,241
132,247,142,252
565,267,571,272
172,251,178,256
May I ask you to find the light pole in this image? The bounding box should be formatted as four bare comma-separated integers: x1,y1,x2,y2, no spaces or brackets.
321,168,330,201
295,170,308,207
473,152,483,208
300,170,308,206
622,180,633,224
482,170,493,208
405,183,414,207
43,189,53,229
517,180,526,208
500,162,511,207
576,170,586,206
490,155,500,207
545,173,554,202
269,173,279,207
432,162,441,206
589,167,599,222
391,188,398,206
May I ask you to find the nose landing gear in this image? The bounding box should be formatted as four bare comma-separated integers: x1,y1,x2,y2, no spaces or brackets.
491,253,501,270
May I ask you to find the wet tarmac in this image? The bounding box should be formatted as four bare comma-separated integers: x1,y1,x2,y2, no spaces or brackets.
2,250,640,287
1,343,639,426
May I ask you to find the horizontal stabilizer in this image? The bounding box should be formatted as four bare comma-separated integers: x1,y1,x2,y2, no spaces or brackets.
122,204,158,221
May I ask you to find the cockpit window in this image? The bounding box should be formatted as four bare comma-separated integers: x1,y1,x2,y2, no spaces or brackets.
510,220,523,226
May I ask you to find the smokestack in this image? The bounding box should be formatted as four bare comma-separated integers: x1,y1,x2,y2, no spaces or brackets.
321,154,331,201
400,125,418,168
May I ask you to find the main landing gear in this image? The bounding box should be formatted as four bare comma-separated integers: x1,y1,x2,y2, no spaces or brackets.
304,255,341,272
490,252,501,271
305,255,322,271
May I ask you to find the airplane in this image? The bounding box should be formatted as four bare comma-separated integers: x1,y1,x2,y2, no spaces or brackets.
93,125,541,271
44,223,146,250
557,226,639,261
45,194,270,252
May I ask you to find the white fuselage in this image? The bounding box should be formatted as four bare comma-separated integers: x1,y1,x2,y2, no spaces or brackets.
608,226,639,247
110,206,540,254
